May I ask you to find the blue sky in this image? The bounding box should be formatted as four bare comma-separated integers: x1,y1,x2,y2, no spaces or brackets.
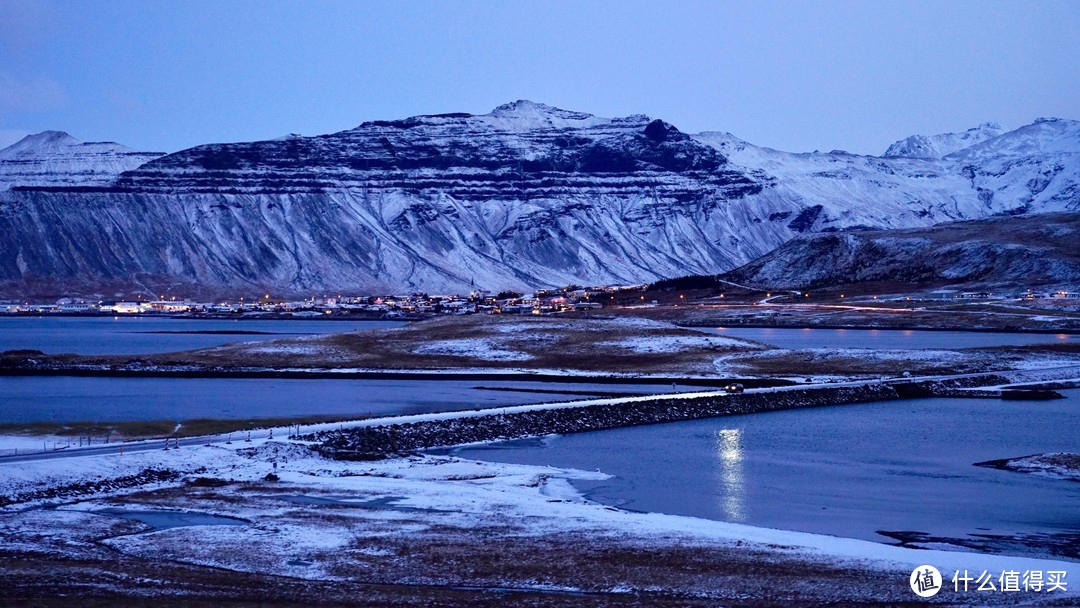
1,0,1077,154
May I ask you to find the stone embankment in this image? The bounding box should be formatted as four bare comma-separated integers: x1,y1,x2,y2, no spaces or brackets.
310,369,1079,458
312,383,899,458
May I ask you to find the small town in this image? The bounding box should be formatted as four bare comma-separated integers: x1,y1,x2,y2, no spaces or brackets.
0,285,622,317
0,285,1076,319
2,282,1079,318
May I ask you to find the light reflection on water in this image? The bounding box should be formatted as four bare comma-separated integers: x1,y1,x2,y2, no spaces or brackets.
450,390,1080,561
715,429,744,521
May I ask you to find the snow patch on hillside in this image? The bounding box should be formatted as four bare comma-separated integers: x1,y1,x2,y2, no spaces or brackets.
601,335,747,353
414,338,534,361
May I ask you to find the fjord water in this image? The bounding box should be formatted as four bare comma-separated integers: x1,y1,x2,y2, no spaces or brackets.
451,390,1080,560
0,316,684,424
0,316,406,355
0,376,684,424
697,326,1077,349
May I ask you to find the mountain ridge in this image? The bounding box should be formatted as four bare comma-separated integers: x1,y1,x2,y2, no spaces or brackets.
0,131,164,191
0,103,1077,298
883,122,1006,159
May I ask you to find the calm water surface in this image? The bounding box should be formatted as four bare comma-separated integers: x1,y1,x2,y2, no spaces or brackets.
450,390,1080,560
0,316,694,423
0,376,684,424
696,326,1077,349
4,317,1075,559
0,316,405,355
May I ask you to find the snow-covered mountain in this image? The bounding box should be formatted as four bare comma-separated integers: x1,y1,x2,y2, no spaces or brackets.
694,118,1078,231
0,102,1076,297
883,122,1005,159
0,131,163,191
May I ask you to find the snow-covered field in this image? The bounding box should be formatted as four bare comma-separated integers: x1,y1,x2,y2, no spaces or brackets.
3,363,1079,603
1,432,1076,603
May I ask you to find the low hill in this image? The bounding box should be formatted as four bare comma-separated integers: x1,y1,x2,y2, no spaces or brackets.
721,213,1080,292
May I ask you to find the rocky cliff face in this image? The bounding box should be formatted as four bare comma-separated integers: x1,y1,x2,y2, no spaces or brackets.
0,102,1077,297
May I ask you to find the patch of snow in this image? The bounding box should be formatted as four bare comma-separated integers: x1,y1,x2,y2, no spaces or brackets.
245,343,334,356
1007,359,1080,371
414,338,533,361
2,441,1076,595
0,433,75,454
1004,452,1080,482
601,335,748,353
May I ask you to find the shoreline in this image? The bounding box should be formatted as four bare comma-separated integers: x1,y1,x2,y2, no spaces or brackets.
679,320,1080,335
0,365,794,386
4,309,1079,334
1,435,1076,605
0,311,422,322
3,373,1077,603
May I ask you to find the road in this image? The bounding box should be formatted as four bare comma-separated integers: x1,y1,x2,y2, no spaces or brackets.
0,428,282,464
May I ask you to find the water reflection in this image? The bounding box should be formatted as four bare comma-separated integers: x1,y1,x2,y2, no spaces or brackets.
715,429,745,521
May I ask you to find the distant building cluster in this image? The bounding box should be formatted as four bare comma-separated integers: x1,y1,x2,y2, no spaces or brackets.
0,285,636,317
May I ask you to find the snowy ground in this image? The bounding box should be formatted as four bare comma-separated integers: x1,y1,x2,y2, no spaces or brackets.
599,334,747,353
1,432,1076,604
413,338,535,361
994,452,1080,482
3,313,1079,603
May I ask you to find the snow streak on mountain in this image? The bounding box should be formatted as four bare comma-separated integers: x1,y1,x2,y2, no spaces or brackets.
0,102,1077,297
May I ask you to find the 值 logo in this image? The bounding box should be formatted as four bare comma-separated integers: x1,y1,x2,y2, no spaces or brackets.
910,565,942,598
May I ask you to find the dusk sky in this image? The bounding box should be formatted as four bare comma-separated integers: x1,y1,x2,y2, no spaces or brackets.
1,0,1077,155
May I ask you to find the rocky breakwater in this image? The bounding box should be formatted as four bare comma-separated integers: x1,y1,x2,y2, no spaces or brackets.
310,383,901,458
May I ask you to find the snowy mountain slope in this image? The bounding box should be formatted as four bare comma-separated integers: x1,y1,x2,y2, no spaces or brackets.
0,131,163,191
946,118,1080,214
0,103,1077,297
693,132,975,231
692,117,1079,232
883,122,1005,159
721,213,1080,291
0,103,772,296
